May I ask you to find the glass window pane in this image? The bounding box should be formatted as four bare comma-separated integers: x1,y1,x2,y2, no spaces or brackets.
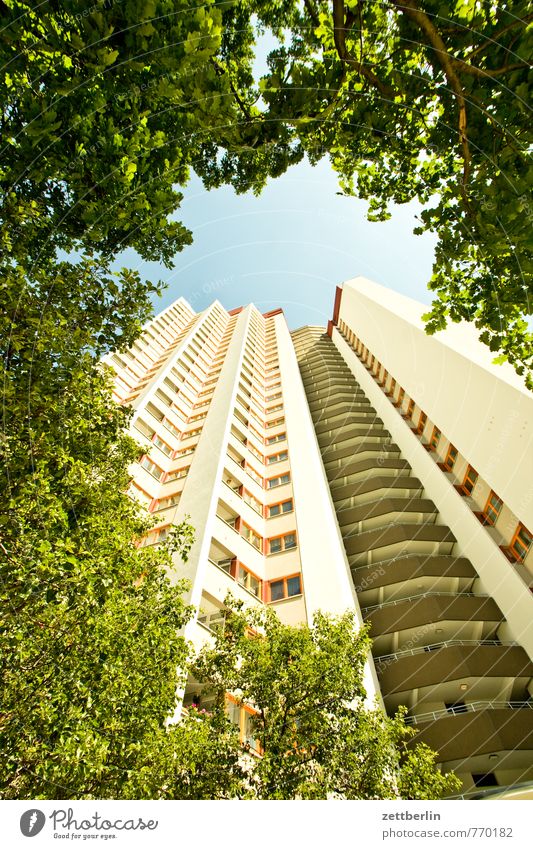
269,538,282,553
286,576,301,597
270,580,285,601
282,499,293,513
269,504,281,517
284,534,296,549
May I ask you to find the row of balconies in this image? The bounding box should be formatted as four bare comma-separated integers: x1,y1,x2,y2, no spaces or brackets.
297,328,533,792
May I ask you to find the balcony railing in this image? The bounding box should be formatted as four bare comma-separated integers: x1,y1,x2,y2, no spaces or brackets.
375,639,517,665
361,590,487,614
405,700,533,726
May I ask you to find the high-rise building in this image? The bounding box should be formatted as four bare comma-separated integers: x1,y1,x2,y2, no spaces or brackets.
104,277,533,797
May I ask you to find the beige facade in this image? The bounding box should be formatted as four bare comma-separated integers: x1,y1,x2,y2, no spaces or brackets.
105,277,533,797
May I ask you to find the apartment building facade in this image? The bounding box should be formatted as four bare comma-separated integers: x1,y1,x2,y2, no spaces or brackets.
104,278,533,797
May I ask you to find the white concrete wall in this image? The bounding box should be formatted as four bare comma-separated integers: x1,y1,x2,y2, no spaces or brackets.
338,278,533,532
170,306,253,636
278,318,383,704
332,326,533,661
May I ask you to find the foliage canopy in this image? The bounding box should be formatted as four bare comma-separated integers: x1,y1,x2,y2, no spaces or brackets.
1,0,531,381
192,603,461,800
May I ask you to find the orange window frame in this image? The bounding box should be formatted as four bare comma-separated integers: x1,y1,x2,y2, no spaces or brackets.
244,461,263,486
266,498,294,518
483,490,503,526
265,432,286,445
461,464,478,495
240,521,263,551
416,411,427,434
509,523,532,563
235,562,262,597
443,443,458,471
225,695,262,754
267,531,297,554
140,455,165,480
266,450,288,464
265,471,291,489
430,425,441,450
268,573,302,602
242,487,262,514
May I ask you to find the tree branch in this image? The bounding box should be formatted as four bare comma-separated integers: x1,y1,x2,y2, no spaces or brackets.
332,0,398,99
453,59,530,78
303,0,320,27
389,0,471,194
211,59,253,121
464,15,533,60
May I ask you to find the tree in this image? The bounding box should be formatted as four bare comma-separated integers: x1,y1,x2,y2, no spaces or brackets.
0,250,198,798
2,2,530,382
0,0,297,266
192,602,461,799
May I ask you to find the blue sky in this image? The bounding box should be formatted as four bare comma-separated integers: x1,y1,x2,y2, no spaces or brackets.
117,157,438,330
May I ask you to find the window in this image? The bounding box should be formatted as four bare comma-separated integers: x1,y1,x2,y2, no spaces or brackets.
140,457,164,481
268,532,297,554
236,564,261,597
430,426,441,450
267,499,293,517
127,483,152,509
140,524,169,547
265,432,286,445
416,411,427,434
225,697,261,753
483,491,503,526
443,443,458,471
406,398,415,419
269,574,302,601
154,493,180,511
184,426,202,438
387,377,396,397
461,465,478,495
248,443,264,464
267,472,291,489
153,434,173,456
509,523,532,563
395,387,405,407
245,464,263,487
265,417,284,429
163,418,181,439
242,488,262,515
241,522,262,551
165,467,188,482
266,450,288,465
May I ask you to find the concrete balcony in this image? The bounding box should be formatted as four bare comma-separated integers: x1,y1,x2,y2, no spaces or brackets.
308,388,368,407
330,459,414,501
352,553,476,604
333,475,423,510
408,704,533,767
337,497,438,536
345,521,456,567
377,643,533,702
321,429,394,463
364,593,503,651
